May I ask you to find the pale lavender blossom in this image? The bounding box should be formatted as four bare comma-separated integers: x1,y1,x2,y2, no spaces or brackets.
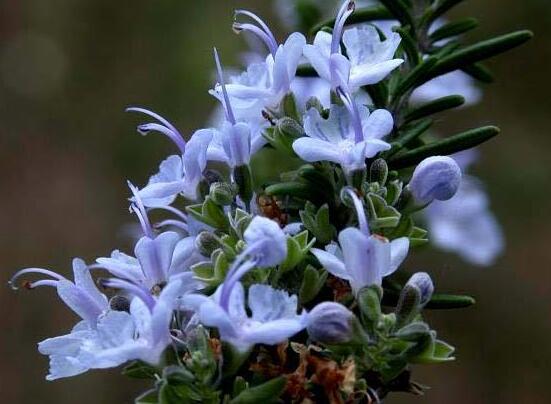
311,189,409,293
206,49,254,168
182,217,301,351
210,10,306,121
10,258,108,327
412,71,482,106
408,156,462,205
424,153,503,266
303,1,403,92
127,108,212,205
183,283,306,352
96,184,202,305
38,279,184,380
292,89,392,175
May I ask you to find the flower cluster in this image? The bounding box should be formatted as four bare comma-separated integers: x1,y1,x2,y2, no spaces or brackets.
11,0,529,402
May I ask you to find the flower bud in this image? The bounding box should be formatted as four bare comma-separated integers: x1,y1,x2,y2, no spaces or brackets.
407,272,434,307
307,302,355,344
195,231,221,257
395,272,434,328
369,158,389,186
209,182,236,206
408,156,461,205
277,117,304,139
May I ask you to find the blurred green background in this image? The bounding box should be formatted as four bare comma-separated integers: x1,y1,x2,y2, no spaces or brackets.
0,0,549,402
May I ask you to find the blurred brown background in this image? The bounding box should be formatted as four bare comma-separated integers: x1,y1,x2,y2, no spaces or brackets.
0,0,549,402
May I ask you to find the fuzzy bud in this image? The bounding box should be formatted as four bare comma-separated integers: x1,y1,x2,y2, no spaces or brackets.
407,272,434,307
395,272,434,328
277,117,304,139
209,182,235,206
195,231,221,257
408,156,461,205
307,302,355,344
369,158,389,186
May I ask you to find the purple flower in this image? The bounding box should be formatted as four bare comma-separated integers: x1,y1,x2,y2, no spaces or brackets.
38,279,185,380
127,108,212,204
310,190,409,293
303,1,403,92
10,258,108,326
292,91,392,175
184,283,306,352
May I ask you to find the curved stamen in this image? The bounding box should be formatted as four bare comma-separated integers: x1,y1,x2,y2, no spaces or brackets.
126,107,186,154
154,219,189,232
9,268,66,290
218,238,266,312
331,1,355,55
213,48,236,125
219,259,256,313
233,10,278,56
128,181,154,239
101,278,156,310
337,87,364,143
25,279,59,289
149,205,188,221
344,187,370,236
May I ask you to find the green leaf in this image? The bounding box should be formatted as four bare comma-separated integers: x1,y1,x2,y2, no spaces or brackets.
425,293,476,309
299,203,336,244
427,30,533,81
186,197,229,230
300,265,328,304
230,377,287,404
159,383,194,404
428,0,465,23
123,361,158,379
461,63,494,83
366,193,401,229
135,389,159,404
387,119,433,157
429,18,478,43
392,57,438,99
378,0,413,27
408,226,429,247
388,125,500,169
309,5,392,35
265,181,324,203
382,290,475,310
404,95,465,123
412,339,456,364
163,366,195,385
280,231,315,273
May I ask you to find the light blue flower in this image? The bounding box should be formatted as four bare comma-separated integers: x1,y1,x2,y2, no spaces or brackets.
311,190,409,293
412,71,482,107
184,283,306,352
425,173,504,266
96,184,202,305
210,10,305,132
182,216,297,352
127,108,212,205
205,49,254,168
38,279,184,380
10,258,108,327
303,1,403,92
292,94,392,175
